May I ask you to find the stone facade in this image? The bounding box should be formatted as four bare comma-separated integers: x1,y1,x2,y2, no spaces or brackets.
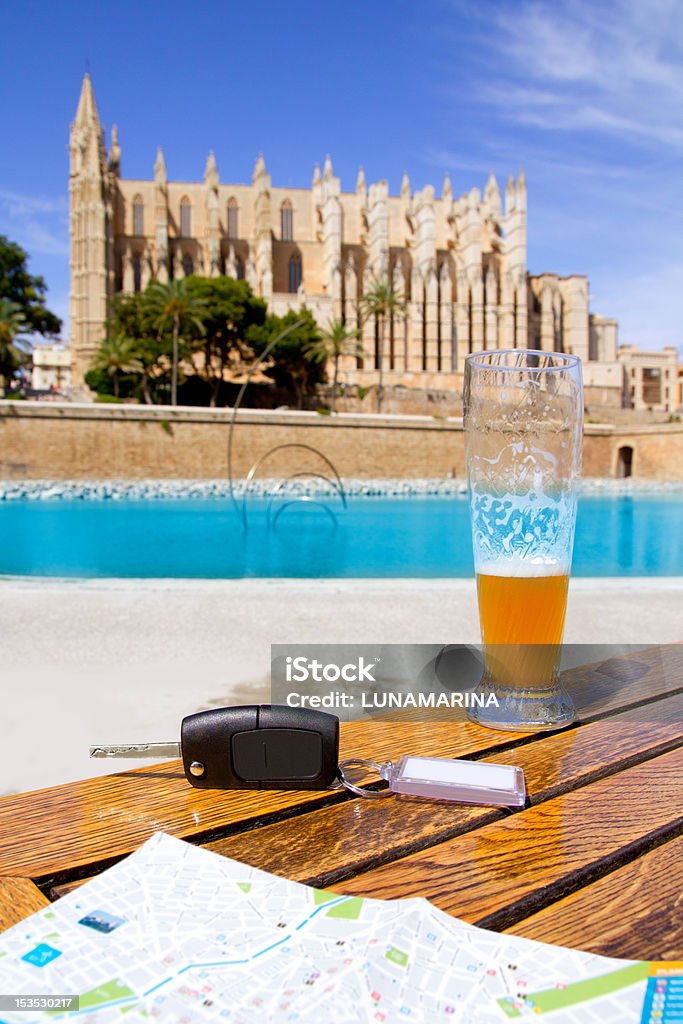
2,402,683,481
70,74,662,406
618,345,680,414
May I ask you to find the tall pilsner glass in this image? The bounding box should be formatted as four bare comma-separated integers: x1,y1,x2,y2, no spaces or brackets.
463,350,583,731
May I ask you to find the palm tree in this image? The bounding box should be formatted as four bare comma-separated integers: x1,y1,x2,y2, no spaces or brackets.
304,317,364,412
144,279,207,405
92,334,143,398
360,278,406,413
0,299,30,394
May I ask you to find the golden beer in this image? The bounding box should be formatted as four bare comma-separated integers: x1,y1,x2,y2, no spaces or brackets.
477,567,569,691
477,569,569,646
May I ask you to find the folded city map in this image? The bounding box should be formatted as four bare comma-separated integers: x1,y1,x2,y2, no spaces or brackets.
0,832,676,1022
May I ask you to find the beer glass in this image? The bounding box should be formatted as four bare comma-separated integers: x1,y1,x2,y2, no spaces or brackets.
463,350,583,730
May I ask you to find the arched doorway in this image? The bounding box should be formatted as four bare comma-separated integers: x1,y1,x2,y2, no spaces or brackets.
617,445,633,478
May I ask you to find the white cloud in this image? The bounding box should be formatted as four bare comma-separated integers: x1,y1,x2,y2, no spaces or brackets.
484,0,683,149
0,187,69,257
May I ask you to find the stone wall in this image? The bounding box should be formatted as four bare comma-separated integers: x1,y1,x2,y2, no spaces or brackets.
1,402,682,481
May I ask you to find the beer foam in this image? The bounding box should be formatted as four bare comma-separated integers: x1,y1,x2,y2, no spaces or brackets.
477,557,569,578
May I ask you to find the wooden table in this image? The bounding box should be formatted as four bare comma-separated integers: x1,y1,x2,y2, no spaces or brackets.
1,645,681,962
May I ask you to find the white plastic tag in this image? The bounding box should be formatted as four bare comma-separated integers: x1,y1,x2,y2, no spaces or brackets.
383,755,526,807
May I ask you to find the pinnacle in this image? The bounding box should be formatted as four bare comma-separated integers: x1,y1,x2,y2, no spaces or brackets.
74,71,100,128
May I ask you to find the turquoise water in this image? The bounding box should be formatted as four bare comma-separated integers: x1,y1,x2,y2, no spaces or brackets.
0,494,682,578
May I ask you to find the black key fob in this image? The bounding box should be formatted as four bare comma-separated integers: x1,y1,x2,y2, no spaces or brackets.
180,704,339,791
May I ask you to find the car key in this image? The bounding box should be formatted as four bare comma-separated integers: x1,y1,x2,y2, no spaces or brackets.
90,704,339,791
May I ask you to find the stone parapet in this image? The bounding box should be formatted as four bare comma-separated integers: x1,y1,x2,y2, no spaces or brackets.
1,402,682,481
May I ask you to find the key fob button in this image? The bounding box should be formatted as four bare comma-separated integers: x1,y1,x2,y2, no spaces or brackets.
232,729,323,782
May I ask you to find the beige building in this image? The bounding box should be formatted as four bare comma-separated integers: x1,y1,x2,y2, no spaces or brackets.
69,73,645,405
31,344,73,392
618,345,679,413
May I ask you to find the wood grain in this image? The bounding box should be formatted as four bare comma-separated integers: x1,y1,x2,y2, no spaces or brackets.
571,644,683,720
0,877,49,932
0,719,526,879
0,646,678,884
505,835,683,960
335,747,683,928
201,691,683,887
51,687,683,898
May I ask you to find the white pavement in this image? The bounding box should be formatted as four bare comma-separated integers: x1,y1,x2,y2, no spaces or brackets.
1,576,681,796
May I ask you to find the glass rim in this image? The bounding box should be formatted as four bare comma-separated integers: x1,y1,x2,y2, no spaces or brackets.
465,349,581,372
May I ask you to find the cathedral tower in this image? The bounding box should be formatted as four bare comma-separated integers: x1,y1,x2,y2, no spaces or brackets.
69,73,113,384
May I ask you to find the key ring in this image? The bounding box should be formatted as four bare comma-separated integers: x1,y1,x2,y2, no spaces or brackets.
336,758,394,799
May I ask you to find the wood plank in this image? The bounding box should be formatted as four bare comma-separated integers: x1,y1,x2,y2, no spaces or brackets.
571,644,683,720
201,691,683,888
0,646,678,880
335,747,683,931
0,720,527,879
0,877,49,932
50,689,683,899
504,835,683,960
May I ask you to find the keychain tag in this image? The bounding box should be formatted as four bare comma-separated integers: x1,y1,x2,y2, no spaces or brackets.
337,755,526,808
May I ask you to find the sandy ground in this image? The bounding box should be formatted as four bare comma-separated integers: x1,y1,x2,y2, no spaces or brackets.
1,575,681,796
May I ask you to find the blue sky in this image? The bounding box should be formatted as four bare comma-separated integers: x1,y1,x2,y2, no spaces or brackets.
1,0,681,353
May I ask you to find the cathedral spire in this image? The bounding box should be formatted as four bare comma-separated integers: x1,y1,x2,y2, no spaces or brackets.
204,150,219,190
400,171,411,200
312,162,321,187
252,152,267,182
505,174,516,213
356,166,367,194
484,171,501,218
517,167,527,211
70,72,106,179
73,72,100,130
154,146,167,186
323,154,334,181
442,173,452,201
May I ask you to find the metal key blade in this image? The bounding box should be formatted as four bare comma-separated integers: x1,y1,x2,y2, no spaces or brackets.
89,742,181,759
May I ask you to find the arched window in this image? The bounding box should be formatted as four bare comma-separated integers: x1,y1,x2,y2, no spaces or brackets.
235,256,245,281
288,253,302,293
182,255,194,278
132,196,144,236
227,198,239,239
617,446,633,478
132,254,142,293
280,200,293,242
180,197,192,237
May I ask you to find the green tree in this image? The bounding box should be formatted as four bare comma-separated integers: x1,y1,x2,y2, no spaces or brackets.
108,292,163,404
186,276,266,406
144,279,207,405
304,317,363,412
360,278,406,413
0,299,31,393
0,236,61,337
249,307,326,409
91,334,143,398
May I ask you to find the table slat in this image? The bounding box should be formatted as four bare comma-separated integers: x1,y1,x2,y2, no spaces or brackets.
0,646,678,880
50,693,683,900
336,747,683,930
202,692,683,887
0,721,525,878
0,878,49,932
504,834,683,960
